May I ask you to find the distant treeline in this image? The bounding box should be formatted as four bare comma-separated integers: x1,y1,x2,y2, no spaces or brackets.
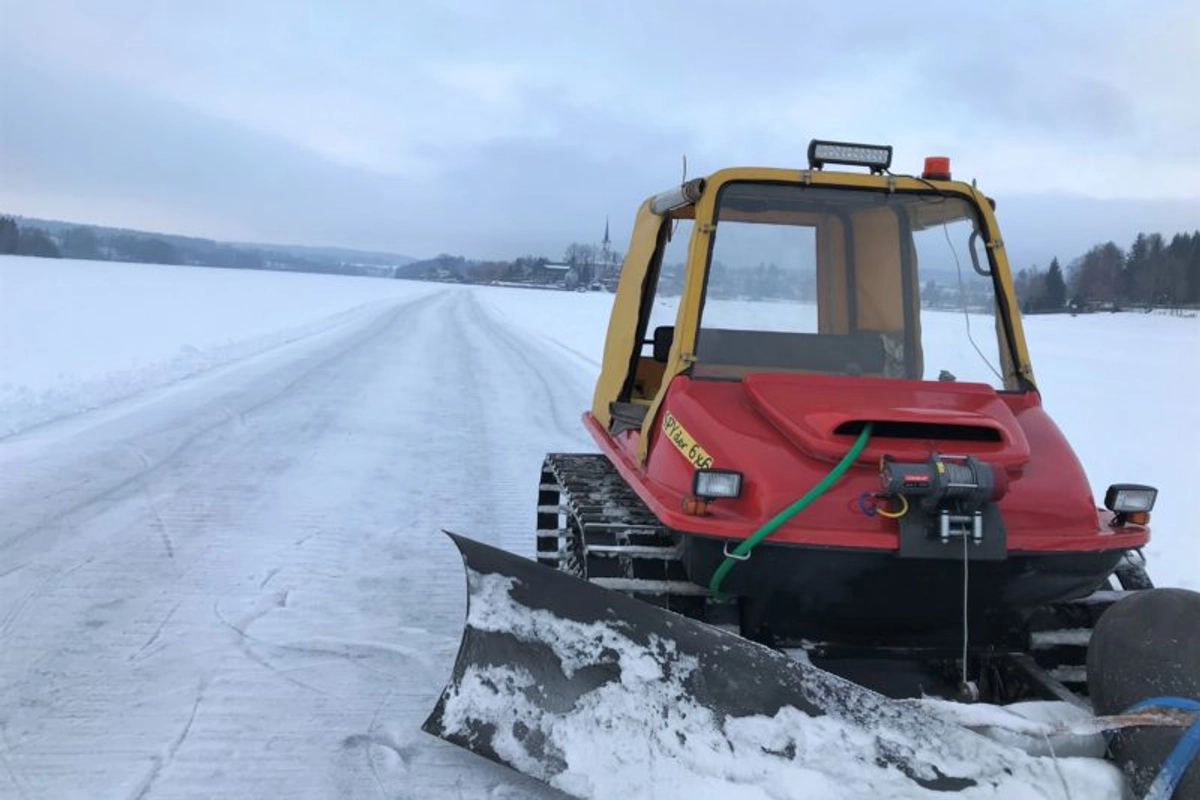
395,241,623,290
397,231,1200,312
1015,231,1200,312
5,213,1198,312
0,215,412,278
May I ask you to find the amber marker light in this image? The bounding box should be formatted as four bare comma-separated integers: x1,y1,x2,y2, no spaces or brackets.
922,156,952,180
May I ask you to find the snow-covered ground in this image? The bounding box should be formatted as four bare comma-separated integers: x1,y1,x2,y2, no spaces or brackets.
0,255,1196,799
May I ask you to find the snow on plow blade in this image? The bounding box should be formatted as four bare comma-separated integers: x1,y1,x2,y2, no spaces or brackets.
423,533,1123,799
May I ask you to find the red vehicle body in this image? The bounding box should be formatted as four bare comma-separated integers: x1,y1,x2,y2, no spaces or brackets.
586,373,1148,643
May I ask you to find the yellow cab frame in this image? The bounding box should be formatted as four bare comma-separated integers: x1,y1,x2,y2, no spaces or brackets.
590,165,1036,465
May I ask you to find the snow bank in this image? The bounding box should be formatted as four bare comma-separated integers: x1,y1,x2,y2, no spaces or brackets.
0,255,436,435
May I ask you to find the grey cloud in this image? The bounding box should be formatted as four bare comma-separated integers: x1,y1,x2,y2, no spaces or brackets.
938,58,1136,141
1,2,1196,265
0,56,685,259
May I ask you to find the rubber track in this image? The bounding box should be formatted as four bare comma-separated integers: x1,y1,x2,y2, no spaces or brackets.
536,453,716,614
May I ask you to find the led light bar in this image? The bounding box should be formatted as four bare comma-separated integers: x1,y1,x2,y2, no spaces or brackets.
693,469,743,500
807,139,893,173
1104,484,1158,514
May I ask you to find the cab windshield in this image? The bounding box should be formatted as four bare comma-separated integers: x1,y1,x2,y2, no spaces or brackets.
693,182,1017,390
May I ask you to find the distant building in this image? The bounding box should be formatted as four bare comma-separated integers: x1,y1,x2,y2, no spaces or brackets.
598,216,620,289
537,262,571,286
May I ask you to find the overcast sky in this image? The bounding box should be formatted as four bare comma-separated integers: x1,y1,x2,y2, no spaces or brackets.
2,1,1197,265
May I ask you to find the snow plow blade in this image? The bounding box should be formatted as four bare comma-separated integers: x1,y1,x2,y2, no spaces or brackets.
423,533,1120,798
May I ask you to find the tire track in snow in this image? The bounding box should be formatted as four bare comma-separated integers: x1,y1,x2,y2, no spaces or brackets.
341,688,405,799
0,295,430,554
0,287,571,800
0,556,93,638
128,678,207,800
210,592,340,698
130,598,184,662
433,292,501,542
466,289,596,444
123,444,176,560
301,288,571,798
448,290,596,557
0,562,29,580
0,721,33,800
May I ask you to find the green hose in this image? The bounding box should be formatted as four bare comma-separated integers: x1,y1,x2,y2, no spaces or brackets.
707,423,874,597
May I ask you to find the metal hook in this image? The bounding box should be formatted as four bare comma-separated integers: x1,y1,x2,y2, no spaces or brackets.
722,541,751,561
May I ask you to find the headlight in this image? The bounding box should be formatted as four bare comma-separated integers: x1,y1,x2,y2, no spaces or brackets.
807,139,893,173
693,469,743,500
1104,484,1157,514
